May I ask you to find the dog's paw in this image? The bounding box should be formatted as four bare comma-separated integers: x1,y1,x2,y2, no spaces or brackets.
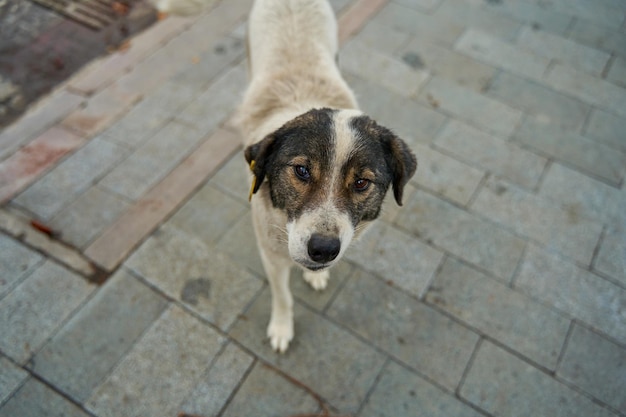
267,318,294,353
303,270,329,291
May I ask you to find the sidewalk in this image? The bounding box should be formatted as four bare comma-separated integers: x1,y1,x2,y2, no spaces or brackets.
1,0,625,415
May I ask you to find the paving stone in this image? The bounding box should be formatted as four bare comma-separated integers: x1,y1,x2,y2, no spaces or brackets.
180,342,254,416
0,260,95,364
32,269,167,402
229,289,386,413
216,213,265,277
0,378,90,417
482,0,573,36
49,186,131,249
169,183,248,246
394,0,444,12
86,305,224,417
99,121,204,200
460,340,616,417
567,19,626,58
515,245,626,345
360,361,483,417
221,361,321,417
399,36,496,92
344,73,447,147
13,137,127,220
380,181,418,224
0,126,86,204
607,55,626,88
126,224,262,331
328,269,479,390
472,177,604,265
434,0,522,41
426,258,570,369
543,64,626,117
487,71,590,131
0,91,84,161
410,143,484,205
419,77,522,138
176,63,248,136
397,190,526,281
558,324,626,413
455,29,550,80
533,0,625,29
352,20,411,53
595,228,626,288
210,151,250,203
539,162,626,230
341,40,430,98
585,108,626,152
0,234,43,299
345,222,444,298
515,117,626,186
516,26,610,76
0,356,27,405
436,120,546,190
373,3,466,46
291,260,355,312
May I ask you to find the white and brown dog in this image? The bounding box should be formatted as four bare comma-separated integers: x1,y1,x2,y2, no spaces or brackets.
236,0,417,352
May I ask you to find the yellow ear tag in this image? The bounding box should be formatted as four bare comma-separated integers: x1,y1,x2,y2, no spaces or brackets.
248,160,257,202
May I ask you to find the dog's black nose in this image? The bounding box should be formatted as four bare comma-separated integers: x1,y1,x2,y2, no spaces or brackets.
308,234,341,264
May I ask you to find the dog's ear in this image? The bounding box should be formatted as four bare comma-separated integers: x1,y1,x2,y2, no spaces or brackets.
244,134,278,195
378,129,417,206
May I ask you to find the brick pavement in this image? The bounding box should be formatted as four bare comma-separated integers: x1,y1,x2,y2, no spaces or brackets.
1,0,625,416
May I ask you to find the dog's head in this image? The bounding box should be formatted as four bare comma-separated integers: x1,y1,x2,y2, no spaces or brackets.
245,108,417,271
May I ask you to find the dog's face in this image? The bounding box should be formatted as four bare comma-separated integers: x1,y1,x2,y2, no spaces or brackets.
245,108,417,271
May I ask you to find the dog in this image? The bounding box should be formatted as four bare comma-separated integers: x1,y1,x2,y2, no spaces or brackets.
236,0,417,353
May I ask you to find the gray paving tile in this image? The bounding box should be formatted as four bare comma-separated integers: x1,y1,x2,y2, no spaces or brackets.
373,3,466,47
360,361,483,417
327,270,479,391
409,143,485,206
180,342,254,416
515,117,626,186
168,183,248,246
434,0,522,41
0,235,43,299
341,40,429,98
126,224,262,331
99,121,204,200
515,245,626,345
0,356,27,405
516,26,610,76
482,0,573,36
436,120,547,190
229,289,386,413
221,362,321,417
567,19,626,58
86,305,224,417
419,77,523,138
399,36,496,92
0,378,90,417
394,0,444,12
455,29,550,80
542,0,625,29
0,260,94,364
49,186,131,249
539,162,626,230
585,108,626,152
210,151,250,203
558,324,626,413
32,269,167,402
607,55,626,88
216,214,265,277
352,20,411,53
426,258,570,370
291,260,354,312
595,228,626,287
345,222,444,298
460,340,617,417
472,177,603,265
344,73,447,147
397,190,526,282
13,137,127,220
487,71,590,131
543,64,626,117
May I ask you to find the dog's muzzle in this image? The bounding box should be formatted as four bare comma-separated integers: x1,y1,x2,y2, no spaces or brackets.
307,233,341,264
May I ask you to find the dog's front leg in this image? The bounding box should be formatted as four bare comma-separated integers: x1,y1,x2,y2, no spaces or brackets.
260,249,294,353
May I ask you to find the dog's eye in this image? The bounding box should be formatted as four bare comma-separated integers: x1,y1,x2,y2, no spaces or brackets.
354,179,370,191
294,165,311,181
